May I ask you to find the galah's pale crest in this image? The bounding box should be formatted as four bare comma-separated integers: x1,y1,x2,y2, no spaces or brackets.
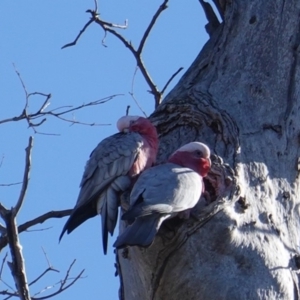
113,142,211,249
60,115,158,254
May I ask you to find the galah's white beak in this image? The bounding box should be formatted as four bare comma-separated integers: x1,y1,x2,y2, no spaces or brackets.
123,128,129,133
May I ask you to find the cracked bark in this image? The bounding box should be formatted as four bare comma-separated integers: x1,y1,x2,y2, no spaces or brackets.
117,1,300,299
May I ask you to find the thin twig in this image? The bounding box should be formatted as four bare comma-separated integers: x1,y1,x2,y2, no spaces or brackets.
41,247,51,269
0,94,119,128
100,18,128,29
0,67,120,132
161,67,184,95
28,246,60,287
137,0,169,55
61,19,94,49
0,155,4,168
31,260,85,300
126,106,130,116
24,227,52,232
0,252,8,277
0,290,17,299
129,67,147,117
13,64,29,106
13,137,33,217
0,182,22,187
29,268,58,287
93,0,98,12
31,270,85,300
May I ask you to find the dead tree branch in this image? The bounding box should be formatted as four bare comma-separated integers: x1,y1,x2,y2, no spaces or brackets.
62,0,177,109
0,209,72,252
30,260,85,300
137,0,168,55
129,67,147,117
0,259,84,300
29,248,59,287
1,67,120,132
161,67,184,95
14,137,33,216
0,92,118,131
0,137,34,299
0,182,22,187
0,252,8,277
61,19,94,49
0,206,31,300
90,10,161,107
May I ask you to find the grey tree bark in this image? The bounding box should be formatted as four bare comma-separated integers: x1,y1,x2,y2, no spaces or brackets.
117,1,300,299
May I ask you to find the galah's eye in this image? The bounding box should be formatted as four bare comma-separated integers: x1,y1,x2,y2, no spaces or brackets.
130,120,136,126
195,150,203,157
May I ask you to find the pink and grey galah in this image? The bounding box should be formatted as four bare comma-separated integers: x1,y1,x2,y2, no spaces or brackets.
113,142,211,249
59,115,158,254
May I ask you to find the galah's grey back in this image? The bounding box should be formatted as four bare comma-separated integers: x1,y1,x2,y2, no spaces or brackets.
113,163,203,248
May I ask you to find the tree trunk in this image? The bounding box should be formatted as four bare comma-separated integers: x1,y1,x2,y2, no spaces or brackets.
117,1,300,299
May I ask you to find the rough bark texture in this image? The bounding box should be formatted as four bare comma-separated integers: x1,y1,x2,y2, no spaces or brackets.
117,1,300,299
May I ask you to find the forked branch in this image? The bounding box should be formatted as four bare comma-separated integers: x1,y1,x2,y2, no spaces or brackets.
1,66,120,133
62,0,183,109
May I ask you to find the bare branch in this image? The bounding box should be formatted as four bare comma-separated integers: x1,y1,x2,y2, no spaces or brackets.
91,10,161,107
0,94,119,129
61,18,94,49
0,155,4,168
129,67,147,117
100,18,128,29
126,106,130,116
0,182,22,187
24,227,52,232
62,0,172,109
13,64,29,106
13,137,33,217
137,0,169,55
0,289,18,299
41,247,52,269
0,252,8,277
19,210,72,233
31,260,85,300
0,205,31,300
0,260,84,300
93,0,98,12
0,209,72,252
29,268,58,287
0,254,15,296
161,67,184,95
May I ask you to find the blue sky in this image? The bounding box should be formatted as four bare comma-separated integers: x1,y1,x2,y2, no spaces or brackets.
0,1,208,299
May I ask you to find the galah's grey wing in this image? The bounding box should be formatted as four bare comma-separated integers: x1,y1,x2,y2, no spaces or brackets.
60,131,144,254
128,163,202,215
116,164,202,248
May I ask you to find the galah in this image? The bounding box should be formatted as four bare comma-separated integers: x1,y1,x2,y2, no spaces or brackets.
59,115,158,254
113,142,211,249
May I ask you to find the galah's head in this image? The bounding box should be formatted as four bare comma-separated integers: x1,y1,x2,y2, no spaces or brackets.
168,142,211,177
117,116,157,138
